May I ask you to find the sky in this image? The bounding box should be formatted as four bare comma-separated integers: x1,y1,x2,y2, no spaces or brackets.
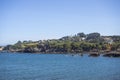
0,0,120,45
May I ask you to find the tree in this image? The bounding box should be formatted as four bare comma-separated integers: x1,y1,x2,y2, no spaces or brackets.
63,41,71,52
77,32,86,37
15,41,22,45
86,33,101,43
86,33,100,40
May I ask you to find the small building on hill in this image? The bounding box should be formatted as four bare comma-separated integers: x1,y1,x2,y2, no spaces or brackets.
103,37,113,44
0,46,4,51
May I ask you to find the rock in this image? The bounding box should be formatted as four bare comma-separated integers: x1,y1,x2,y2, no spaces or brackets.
89,52,100,57
103,53,120,57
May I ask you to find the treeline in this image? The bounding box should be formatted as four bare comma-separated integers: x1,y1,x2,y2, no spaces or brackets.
3,32,120,53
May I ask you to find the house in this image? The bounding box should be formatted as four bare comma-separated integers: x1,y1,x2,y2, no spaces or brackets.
0,46,4,51
117,48,120,52
103,37,113,44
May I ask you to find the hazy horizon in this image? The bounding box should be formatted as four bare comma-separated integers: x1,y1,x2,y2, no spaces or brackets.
0,0,120,45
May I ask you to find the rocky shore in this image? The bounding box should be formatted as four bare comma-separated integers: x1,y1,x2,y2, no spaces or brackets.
88,51,120,57
1,32,120,58
1,50,120,57
102,53,120,57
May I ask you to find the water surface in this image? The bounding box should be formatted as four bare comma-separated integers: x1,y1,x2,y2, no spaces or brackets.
0,52,120,80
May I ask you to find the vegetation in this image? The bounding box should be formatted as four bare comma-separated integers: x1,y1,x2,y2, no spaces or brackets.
3,32,120,54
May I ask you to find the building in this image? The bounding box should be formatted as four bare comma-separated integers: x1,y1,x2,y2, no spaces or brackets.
0,47,4,51
103,37,113,44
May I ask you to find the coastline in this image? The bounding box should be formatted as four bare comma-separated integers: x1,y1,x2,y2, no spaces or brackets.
1,50,120,57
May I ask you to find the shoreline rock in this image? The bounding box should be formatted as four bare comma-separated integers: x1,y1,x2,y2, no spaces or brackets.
1,50,120,57
103,53,120,57
88,52,100,57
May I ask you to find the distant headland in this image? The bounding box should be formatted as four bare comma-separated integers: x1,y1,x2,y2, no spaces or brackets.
1,32,120,57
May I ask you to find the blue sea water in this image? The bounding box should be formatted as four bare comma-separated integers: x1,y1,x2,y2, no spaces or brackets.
0,52,120,80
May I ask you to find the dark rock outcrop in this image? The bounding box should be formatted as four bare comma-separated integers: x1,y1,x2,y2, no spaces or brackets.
103,53,120,57
89,53,100,57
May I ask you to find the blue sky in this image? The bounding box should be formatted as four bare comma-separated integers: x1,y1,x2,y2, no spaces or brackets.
0,0,120,45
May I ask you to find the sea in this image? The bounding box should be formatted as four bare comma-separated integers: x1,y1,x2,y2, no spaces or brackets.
0,52,120,80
